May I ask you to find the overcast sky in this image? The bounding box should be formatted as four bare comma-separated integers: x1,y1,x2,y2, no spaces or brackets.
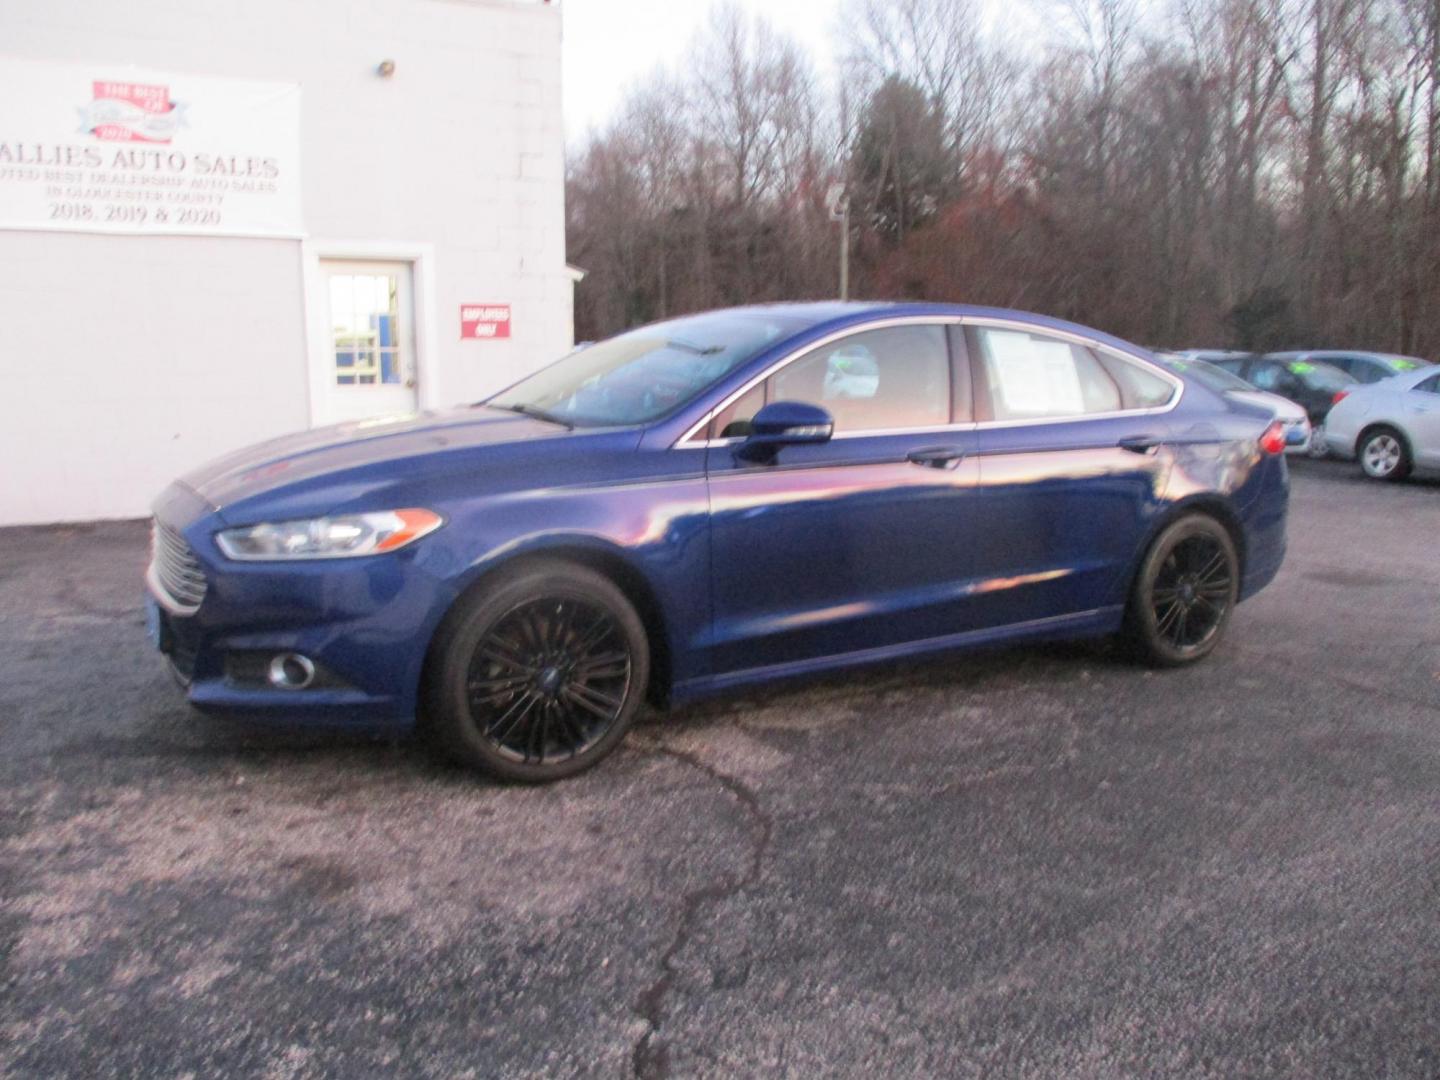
560,0,845,141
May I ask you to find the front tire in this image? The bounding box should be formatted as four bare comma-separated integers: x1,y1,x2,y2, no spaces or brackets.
1306,424,1329,459
1358,427,1411,482
1124,515,1239,667
425,560,650,782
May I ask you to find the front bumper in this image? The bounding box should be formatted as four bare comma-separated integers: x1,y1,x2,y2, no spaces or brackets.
144,484,457,732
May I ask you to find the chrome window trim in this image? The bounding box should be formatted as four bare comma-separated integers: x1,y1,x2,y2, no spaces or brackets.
672,314,1183,449
966,317,1184,426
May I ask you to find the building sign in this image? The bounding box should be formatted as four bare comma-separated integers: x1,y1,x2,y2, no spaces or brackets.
0,58,301,237
460,304,511,340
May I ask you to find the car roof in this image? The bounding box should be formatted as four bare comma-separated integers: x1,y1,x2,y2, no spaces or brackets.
1173,349,1252,360
714,301,1154,359
1266,349,1431,366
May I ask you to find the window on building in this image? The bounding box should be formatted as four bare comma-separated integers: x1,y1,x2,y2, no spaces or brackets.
329,273,404,386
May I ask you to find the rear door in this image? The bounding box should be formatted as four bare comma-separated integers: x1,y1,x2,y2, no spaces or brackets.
701,321,984,677
967,322,1181,625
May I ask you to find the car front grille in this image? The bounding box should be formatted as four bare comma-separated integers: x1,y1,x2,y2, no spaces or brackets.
150,521,208,612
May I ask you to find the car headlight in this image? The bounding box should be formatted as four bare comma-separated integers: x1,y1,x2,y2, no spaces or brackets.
215,509,444,561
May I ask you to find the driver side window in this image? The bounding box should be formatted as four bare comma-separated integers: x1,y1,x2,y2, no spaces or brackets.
710,325,951,438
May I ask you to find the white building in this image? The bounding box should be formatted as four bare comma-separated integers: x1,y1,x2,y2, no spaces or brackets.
0,0,572,526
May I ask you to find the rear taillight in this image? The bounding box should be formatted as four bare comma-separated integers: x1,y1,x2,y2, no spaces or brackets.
1259,421,1287,455
1333,390,1350,404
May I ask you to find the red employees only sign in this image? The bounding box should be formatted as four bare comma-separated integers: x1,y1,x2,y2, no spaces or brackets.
460,304,511,340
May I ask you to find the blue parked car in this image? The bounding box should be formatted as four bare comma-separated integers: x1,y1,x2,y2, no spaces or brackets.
146,303,1290,781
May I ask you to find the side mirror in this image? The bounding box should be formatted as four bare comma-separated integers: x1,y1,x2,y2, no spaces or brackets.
736,400,834,461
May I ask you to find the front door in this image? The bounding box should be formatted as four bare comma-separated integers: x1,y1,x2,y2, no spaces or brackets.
320,260,418,424
703,322,983,677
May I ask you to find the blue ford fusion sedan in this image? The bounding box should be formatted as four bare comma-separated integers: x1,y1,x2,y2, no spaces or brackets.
146,303,1288,781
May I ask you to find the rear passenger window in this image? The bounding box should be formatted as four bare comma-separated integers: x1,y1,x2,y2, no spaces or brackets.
1413,374,1440,395
1097,352,1177,408
973,326,1124,420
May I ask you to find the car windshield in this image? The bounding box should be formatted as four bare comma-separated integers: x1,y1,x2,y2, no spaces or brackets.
488,311,807,427
1159,356,1254,394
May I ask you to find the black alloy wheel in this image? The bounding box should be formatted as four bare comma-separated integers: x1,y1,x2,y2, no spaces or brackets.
1126,514,1239,666
468,597,631,764
427,561,649,781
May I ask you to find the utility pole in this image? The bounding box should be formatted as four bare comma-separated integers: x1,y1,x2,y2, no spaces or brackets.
826,183,851,301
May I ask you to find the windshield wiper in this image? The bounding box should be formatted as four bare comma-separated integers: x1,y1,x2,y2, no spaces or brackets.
489,402,575,429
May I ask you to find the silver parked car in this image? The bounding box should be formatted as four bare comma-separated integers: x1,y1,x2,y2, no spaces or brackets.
1324,366,1440,480
1263,351,1432,458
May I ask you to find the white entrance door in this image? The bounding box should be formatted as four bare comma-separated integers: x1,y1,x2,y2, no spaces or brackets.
320,260,418,423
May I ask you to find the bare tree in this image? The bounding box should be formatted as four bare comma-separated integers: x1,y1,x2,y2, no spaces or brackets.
567,0,1440,359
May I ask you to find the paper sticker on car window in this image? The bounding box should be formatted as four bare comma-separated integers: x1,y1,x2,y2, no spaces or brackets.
984,330,1085,417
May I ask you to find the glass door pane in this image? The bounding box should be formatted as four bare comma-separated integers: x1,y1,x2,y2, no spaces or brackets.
318,259,418,424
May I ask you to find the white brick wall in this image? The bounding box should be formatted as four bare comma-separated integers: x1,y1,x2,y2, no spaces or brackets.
0,0,568,525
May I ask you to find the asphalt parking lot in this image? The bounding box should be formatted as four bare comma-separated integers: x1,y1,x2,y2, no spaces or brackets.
2,458,1438,1078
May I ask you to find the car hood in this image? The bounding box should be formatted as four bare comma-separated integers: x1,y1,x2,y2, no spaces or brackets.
182,406,575,509
1226,389,1308,423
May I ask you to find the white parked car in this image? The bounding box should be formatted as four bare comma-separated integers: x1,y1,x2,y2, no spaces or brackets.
1324,367,1440,480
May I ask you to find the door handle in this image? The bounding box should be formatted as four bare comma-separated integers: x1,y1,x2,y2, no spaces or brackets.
906,445,966,469
1118,434,1163,454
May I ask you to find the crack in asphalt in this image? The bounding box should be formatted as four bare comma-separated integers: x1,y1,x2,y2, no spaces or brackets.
629,741,773,1080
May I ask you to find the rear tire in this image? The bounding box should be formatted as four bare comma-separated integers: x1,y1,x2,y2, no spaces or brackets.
1306,424,1329,459
1124,515,1239,667
425,560,650,782
1358,426,1411,482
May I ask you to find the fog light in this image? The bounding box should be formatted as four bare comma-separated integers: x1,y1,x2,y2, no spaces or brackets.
267,652,316,689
